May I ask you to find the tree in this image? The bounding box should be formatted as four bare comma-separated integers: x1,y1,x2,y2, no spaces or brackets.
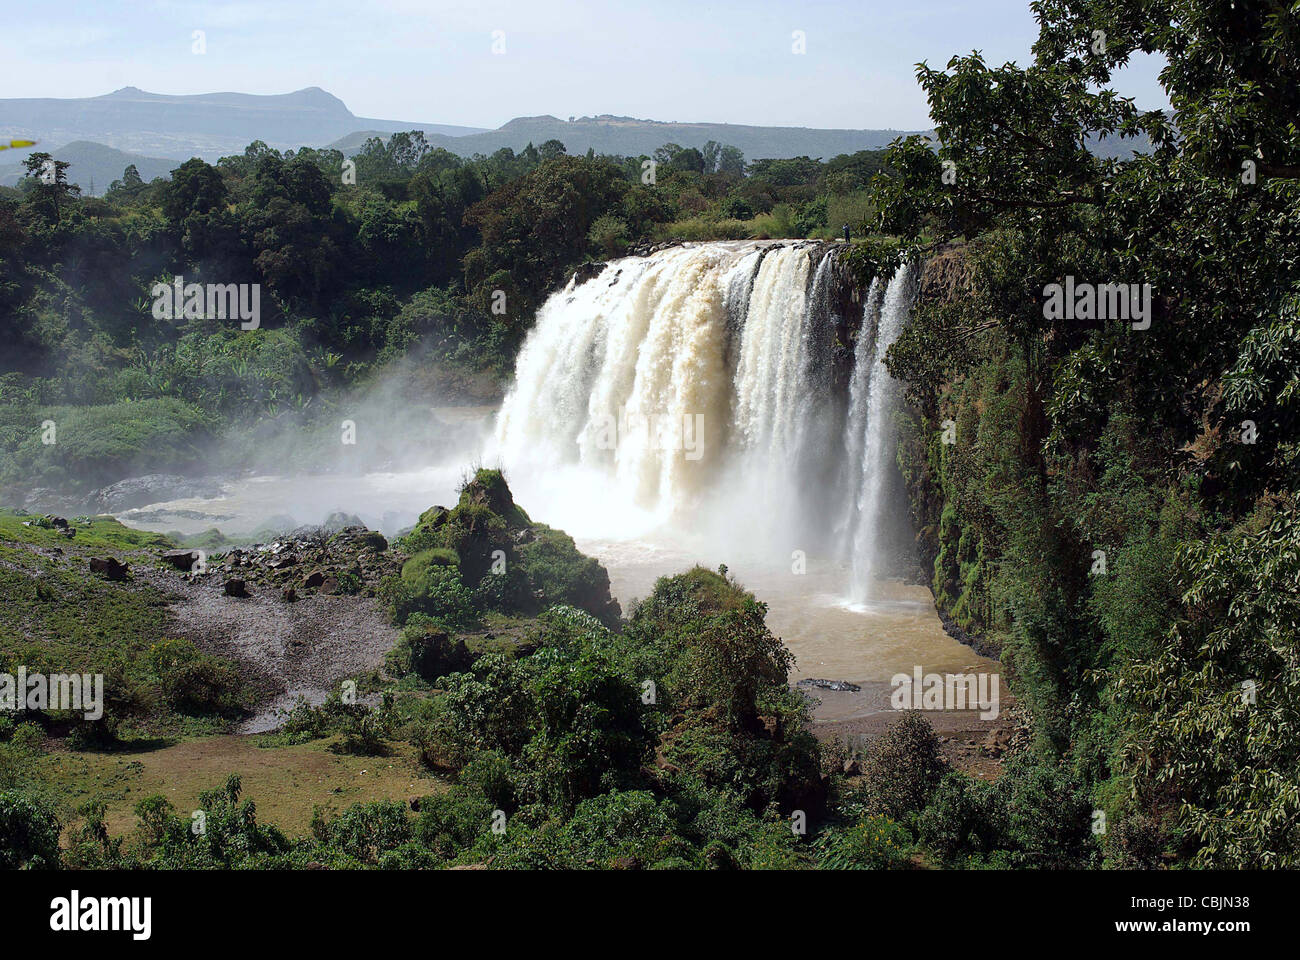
462,154,629,323
162,158,228,223
21,152,79,223
717,144,745,177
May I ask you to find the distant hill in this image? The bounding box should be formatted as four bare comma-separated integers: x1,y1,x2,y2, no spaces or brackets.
0,141,175,193
0,86,487,162
0,86,1154,192
330,114,924,161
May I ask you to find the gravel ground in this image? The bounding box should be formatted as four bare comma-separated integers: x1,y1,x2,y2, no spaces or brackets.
137,568,401,733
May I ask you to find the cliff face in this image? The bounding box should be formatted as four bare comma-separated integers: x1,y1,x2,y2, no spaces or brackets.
918,243,976,308
896,243,1003,655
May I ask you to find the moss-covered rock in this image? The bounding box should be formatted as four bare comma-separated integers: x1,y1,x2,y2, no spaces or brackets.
396,469,619,627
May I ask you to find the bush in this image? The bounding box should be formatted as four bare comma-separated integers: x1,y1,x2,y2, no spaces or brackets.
390,561,477,629
1104,812,1167,870
588,214,630,258
385,617,474,681
857,713,947,821
320,800,412,865
10,721,44,755
917,772,1008,865
0,398,211,492
147,638,241,715
815,815,914,870
0,789,62,868
518,525,621,625
997,754,1099,869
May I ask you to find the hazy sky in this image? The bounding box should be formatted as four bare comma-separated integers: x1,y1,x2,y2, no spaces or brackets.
2,0,1170,130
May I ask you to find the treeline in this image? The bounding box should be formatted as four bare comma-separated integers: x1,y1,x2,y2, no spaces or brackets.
0,132,886,400
868,0,1300,867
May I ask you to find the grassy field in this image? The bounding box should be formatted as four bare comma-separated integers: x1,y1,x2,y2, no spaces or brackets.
24,735,446,838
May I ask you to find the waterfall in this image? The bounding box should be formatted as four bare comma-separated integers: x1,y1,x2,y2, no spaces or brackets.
836,277,882,548
491,240,916,593
845,265,916,602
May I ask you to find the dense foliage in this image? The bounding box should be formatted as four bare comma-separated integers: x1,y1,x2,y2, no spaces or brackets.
872,0,1300,867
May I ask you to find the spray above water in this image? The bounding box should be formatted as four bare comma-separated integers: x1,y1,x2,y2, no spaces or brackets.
490,241,918,600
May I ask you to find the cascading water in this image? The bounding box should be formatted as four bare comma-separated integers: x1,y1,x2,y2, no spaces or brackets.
491,240,917,600
844,265,916,602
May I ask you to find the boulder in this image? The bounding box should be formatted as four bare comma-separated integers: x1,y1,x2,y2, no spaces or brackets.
88,557,129,581
87,474,224,513
281,587,298,603
161,548,202,572
302,570,326,588
223,578,249,598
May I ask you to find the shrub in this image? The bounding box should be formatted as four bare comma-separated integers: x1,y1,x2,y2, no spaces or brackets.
1104,812,1167,870
321,800,412,865
997,754,1099,869
10,722,45,755
857,713,947,821
385,617,474,681
917,772,1008,864
147,638,241,715
0,789,62,868
815,815,914,870
518,525,621,625
390,561,477,629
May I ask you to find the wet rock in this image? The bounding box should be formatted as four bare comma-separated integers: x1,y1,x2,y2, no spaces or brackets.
89,556,129,581
796,678,862,693
20,489,82,515
323,511,365,532
87,474,224,512
303,570,326,588
572,261,604,285
268,554,298,569
161,548,203,572
224,578,249,598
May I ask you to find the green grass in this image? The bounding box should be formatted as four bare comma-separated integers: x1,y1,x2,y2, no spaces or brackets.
0,513,239,737
10,735,445,838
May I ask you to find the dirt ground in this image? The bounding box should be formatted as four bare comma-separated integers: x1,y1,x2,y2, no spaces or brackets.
803,679,1018,780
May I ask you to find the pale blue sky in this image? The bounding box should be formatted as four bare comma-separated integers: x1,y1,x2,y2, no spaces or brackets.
2,0,1170,129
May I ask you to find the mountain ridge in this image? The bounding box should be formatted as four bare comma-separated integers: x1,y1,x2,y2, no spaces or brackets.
0,87,924,166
